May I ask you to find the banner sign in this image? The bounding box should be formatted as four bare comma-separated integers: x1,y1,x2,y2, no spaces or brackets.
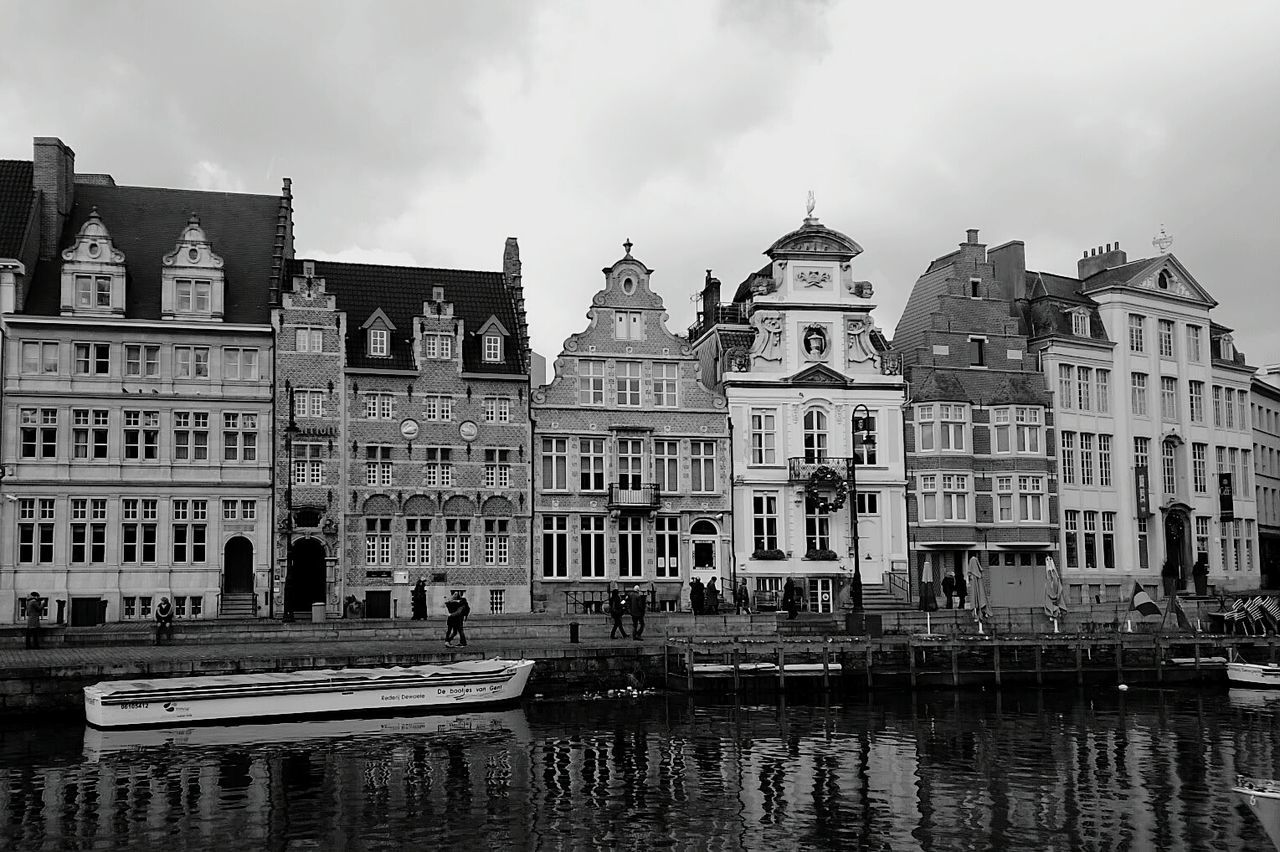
1219,473,1235,522
1134,465,1150,517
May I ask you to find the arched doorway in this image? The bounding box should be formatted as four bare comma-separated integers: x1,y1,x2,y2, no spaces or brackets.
223,537,254,594
285,537,327,613
691,519,719,573
1162,508,1191,593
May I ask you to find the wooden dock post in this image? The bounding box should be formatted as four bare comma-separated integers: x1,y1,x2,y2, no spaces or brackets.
1034,645,1043,686
686,647,694,693
1194,641,1200,673
732,644,741,693
1271,638,1277,664
993,644,1002,687
1115,640,1124,682
951,645,959,687
1155,637,1163,684
1075,643,1083,687
865,642,874,689
822,644,830,692
908,640,917,689
777,646,786,692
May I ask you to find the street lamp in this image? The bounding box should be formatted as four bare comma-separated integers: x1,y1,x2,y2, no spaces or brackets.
850,404,873,611
281,380,300,621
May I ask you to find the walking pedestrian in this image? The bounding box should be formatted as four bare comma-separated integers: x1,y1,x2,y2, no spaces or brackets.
941,572,956,609
154,596,175,645
444,591,462,646
690,578,705,615
628,585,647,640
782,577,800,620
706,578,720,615
411,579,427,620
608,588,629,639
735,579,750,614
24,592,42,650
454,591,470,647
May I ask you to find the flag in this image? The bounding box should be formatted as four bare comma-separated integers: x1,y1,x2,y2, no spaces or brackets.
1129,582,1162,618
1171,594,1192,630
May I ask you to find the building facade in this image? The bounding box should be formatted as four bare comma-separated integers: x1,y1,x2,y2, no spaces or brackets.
1253,367,1280,590
892,231,1058,607
689,209,909,612
272,245,532,619
0,137,288,624
530,243,731,614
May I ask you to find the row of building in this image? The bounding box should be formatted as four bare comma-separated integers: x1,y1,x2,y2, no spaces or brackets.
0,137,1276,624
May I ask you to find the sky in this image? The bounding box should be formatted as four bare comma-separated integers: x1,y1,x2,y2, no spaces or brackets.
3,0,1279,376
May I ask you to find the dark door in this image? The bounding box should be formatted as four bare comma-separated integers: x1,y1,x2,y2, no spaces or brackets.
224,536,254,594
70,597,104,627
365,590,391,619
284,538,327,613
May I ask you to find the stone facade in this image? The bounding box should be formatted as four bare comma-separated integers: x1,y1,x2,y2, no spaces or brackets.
1252,368,1280,590
531,243,730,614
272,247,533,619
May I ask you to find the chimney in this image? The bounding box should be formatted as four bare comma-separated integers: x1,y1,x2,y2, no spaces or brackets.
503,236,521,285
987,240,1026,302
965,229,980,244
1077,240,1127,279
702,269,722,310
33,137,76,260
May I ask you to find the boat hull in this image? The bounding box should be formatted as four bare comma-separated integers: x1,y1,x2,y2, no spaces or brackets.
1227,662,1280,688
84,659,535,729
1234,776,1280,851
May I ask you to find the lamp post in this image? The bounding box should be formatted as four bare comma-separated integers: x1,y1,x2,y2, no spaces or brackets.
727,415,739,614
850,404,872,611
281,380,299,621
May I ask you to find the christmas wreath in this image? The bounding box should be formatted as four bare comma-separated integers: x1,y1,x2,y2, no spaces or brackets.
805,466,848,513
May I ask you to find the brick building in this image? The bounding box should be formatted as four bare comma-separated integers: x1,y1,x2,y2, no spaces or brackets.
689,208,909,612
530,242,730,614
892,230,1058,606
0,137,289,624
272,242,532,619
1252,367,1280,590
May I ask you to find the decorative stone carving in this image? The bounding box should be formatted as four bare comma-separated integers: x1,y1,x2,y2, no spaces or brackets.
880,354,903,376
750,311,784,362
795,268,831,288
847,279,874,298
846,317,878,364
802,324,830,361
724,346,751,372
749,273,778,297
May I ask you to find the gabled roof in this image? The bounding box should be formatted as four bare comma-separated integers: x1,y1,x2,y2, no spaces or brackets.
25,183,281,323
1021,271,1110,344
292,259,525,375
0,159,35,259
785,363,851,387
1081,253,1217,307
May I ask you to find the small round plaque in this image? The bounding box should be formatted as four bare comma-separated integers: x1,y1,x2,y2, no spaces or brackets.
459,420,479,442
400,419,420,440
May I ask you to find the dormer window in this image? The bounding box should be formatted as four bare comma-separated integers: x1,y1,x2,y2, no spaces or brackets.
1220,335,1235,360
161,214,225,321
369,328,389,357
75,275,112,309
474,316,511,368
484,333,503,363
176,279,212,313
1071,309,1090,337
60,208,126,318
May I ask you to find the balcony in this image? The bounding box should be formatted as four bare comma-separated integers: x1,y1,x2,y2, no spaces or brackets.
788,457,857,482
687,304,748,340
607,483,661,511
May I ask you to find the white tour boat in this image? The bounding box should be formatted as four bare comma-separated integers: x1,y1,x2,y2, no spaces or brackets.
1234,775,1280,850
1226,660,1280,688
84,658,535,729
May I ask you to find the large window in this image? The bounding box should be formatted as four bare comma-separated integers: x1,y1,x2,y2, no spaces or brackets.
1212,386,1223,427
938,405,966,451
993,406,1041,454
20,341,59,375
750,408,777,465
1161,377,1178,421
1102,513,1116,570
617,439,643,490
73,409,109,460
483,397,511,423
1079,433,1094,486
484,449,511,488
294,389,325,418
125,344,159,378
920,474,968,521
753,492,779,552
175,278,212,313
1187,325,1202,361
175,346,210,379
223,413,258,462
1064,510,1079,568
1131,373,1148,416
1189,381,1204,423
656,516,680,578
70,498,108,563
1128,314,1145,353
172,499,207,563
425,447,453,487
484,519,509,565
653,363,678,407
804,497,831,553
123,410,159,461
1076,366,1092,411
19,408,58,459
654,440,679,492
445,518,470,565
1060,432,1076,485
853,414,879,465
1192,443,1207,493
579,438,605,491
121,498,158,563
691,441,716,492
75,274,112,308
578,360,605,405
1059,365,1074,410
541,438,568,490
366,445,392,486
1083,512,1098,570
1096,369,1110,413
223,348,259,381
1162,441,1177,496
74,342,110,376
365,392,394,420
995,476,1014,522
295,327,323,353
365,518,391,564
293,443,324,484
615,310,642,340
1099,434,1113,487
618,516,643,577
174,411,210,462
406,518,430,566
1018,476,1046,521
616,361,642,406
803,409,827,462
424,333,453,360
580,516,606,578
423,395,452,422
1158,319,1175,358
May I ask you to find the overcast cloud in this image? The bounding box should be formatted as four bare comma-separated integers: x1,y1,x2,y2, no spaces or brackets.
2,0,1278,372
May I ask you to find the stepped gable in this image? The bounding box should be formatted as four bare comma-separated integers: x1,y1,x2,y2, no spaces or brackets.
0,160,35,259
293,259,523,375
24,182,280,323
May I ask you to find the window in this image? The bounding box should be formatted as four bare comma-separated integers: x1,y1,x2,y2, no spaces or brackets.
1225,389,1236,430
1064,510,1079,568
916,405,935,451
121,498,158,563
920,474,968,521
406,518,431,566
366,445,393,486
580,516,606,578
365,518,391,564
996,476,1013,522
1131,373,1148,416
579,438,605,491
17,498,55,563
541,438,568,491
123,410,160,461
484,449,511,488
691,441,716,492
1192,443,1207,493
74,342,110,375
753,492,779,552
1077,366,1092,411
1018,476,1045,521
484,519,509,565
1099,434,1113,487
1158,319,1175,358
1189,381,1204,423
221,499,257,521
1061,432,1076,485
73,409,110,460
653,362,678,408
489,589,506,615
483,397,511,423
1072,311,1090,337
172,499,207,563
750,409,777,465
1102,513,1116,569
969,336,986,366
295,327,323,353
654,440,679,492
293,442,324,484
173,411,209,462
75,274,112,308
294,389,325,418
175,346,210,379
1083,512,1098,570
1096,369,1110,413
1187,325,1202,362
423,395,452,422
803,409,828,462
1079,433,1094,486
616,361,642,406
365,392,394,420
618,516,643,577
70,498,108,563
445,518,471,565
805,496,831,552
617,439,643,489
483,333,503,363
1161,377,1178,421
656,516,680,578
1221,517,1233,573
19,408,58,459
578,360,605,405
125,344,160,378
223,348,259,381
937,405,966,451
20,341,59,374
424,334,453,360
424,447,453,487
1058,365,1074,410
853,413,879,465
1213,386,1223,427
1134,437,1150,474
994,406,1040,454
223,413,258,462
1162,441,1177,496
368,328,389,357
175,278,211,313
970,278,981,298
1128,314,1145,353
615,310,642,340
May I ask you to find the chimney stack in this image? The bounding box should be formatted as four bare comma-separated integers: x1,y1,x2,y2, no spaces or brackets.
966,228,980,244
1077,240,1128,279
33,137,75,260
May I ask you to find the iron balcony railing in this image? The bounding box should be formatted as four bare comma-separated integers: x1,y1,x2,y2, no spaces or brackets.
687,304,748,340
607,483,661,510
788,457,857,482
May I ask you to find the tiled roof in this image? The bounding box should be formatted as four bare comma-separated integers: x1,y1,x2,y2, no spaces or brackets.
732,262,773,303
25,183,281,324
1022,271,1110,343
293,259,525,375
909,366,1052,407
0,159,35,259
1080,256,1161,291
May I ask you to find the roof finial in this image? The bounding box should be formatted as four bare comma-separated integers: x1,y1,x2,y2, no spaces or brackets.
623,238,633,257
805,190,816,219
1152,224,1173,254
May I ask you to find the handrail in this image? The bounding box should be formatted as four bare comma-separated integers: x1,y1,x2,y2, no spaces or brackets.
886,571,910,601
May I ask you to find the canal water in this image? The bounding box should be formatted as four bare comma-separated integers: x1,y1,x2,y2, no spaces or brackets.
1,686,1277,851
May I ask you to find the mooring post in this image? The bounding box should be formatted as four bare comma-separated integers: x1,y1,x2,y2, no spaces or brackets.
909,639,917,689
732,644,741,693
1155,636,1163,684
1035,644,1043,686
822,644,830,691
777,645,786,692
1075,642,1084,687
865,642,874,689
1115,639,1124,682
686,647,694,693
951,645,959,687
993,643,1002,687
1194,641,1201,673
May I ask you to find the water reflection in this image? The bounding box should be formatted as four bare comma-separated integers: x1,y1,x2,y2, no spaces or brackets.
0,689,1276,850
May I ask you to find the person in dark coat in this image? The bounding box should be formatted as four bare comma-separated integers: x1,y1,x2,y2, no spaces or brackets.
689,578,705,615
454,592,470,647
627,585,647,640
411,579,427,621
782,578,799,620
154,596,175,645
705,578,720,615
444,591,463,646
954,570,968,609
941,573,956,609
608,588,628,639
24,592,42,650
735,579,750,614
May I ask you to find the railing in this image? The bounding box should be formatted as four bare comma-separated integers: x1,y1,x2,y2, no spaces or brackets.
886,570,911,602
564,589,657,615
788,457,856,483
687,304,748,340
607,483,661,510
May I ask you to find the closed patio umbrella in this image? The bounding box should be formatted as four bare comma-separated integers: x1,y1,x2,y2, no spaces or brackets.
967,556,990,624
1044,557,1065,620
919,560,939,612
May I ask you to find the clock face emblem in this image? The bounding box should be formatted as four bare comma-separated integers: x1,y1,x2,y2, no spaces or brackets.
400,419,420,440
459,420,479,442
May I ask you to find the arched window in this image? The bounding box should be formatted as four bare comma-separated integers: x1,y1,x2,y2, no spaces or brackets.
1157,270,1171,290
803,409,827,463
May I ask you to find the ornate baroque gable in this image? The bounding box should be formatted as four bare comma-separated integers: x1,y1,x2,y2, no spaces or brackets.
161,213,227,320
59,208,126,317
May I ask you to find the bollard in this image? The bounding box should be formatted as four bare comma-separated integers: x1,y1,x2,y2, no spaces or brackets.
569,621,580,644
